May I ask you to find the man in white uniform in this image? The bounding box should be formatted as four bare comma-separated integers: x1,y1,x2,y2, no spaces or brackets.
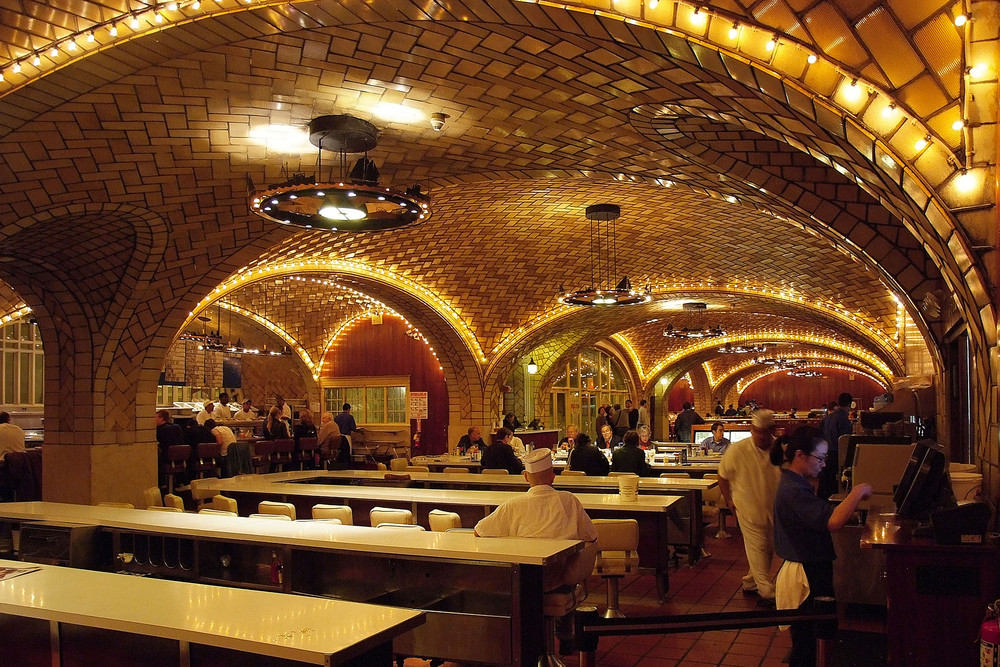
717,409,780,604
232,399,257,421
196,401,214,426
475,448,597,541
0,412,26,459
475,448,597,655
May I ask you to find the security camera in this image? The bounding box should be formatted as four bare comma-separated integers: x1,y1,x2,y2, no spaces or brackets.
430,112,450,131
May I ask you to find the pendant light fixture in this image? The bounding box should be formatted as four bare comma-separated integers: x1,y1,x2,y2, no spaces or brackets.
561,204,650,306
663,302,726,339
249,115,431,232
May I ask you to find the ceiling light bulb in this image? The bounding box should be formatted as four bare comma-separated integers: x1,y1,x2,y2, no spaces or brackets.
969,64,986,77
155,12,164,23
109,24,118,36
766,35,777,51
952,119,966,130
729,23,739,39
168,2,178,9
954,13,969,26
690,6,706,24
0,71,4,82
914,136,929,151
17,61,25,71
49,47,58,57
67,39,77,51
87,32,95,43
807,54,817,64
130,17,140,29
956,169,977,192
882,104,897,118
648,0,658,7
192,1,200,7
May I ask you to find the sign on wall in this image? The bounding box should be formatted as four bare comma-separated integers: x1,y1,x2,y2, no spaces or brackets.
409,391,428,420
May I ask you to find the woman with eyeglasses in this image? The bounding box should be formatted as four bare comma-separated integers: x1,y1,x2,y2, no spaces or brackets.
770,426,872,667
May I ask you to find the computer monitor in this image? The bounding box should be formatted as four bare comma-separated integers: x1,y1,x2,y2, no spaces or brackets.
892,440,955,521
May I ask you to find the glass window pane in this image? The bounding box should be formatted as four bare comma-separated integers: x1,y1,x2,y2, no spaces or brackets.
366,386,384,423
387,386,406,423
568,356,579,389
34,353,44,404
19,352,31,404
580,351,598,391
345,387,365,423
608,357,627,391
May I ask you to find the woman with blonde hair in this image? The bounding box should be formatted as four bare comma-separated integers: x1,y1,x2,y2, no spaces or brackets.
264,406,289,440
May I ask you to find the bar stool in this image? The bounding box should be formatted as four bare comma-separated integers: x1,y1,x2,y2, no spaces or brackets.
147,506,183,512
442,467,467,474
428,509,462,532
389,457,409,472
98,502,134,509
376,523,425,530
252,440,275,473
704,474,732,539
258,500,296,520
540,541,599,667
189,478,215,508
482,468,509,475
269,439,295,472
660,472,692,479
370,506,415,527
312,504,353,524
250,513,292,520
161,444,191,494
561,470,586,476
198,508,237,516
191,442,222,479
592,519,640,618
143,486,164,508
209,495,239,513
295,437,319,470
406,465,430,473
163,493,185,511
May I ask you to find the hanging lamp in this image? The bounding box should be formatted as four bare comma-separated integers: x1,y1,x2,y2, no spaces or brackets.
561,204,650,306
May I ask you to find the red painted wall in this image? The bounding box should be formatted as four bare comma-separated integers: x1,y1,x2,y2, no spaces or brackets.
321,315,449,455
667,379,696,413
739,368,885,412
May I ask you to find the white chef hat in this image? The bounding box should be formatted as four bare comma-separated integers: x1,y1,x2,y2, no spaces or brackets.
751,409,775,429
524,448,554,473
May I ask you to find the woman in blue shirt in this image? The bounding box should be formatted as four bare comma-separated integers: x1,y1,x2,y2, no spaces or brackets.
771,426,871,667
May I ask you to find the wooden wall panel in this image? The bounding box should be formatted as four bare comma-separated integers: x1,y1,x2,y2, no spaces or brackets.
667,379,696,413
321,316,449,454
739,369,886,411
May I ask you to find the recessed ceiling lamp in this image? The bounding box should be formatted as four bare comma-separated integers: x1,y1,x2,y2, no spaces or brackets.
718,340,769,354
755,355,802,369
663,302,725,339
561,204,651,306
788,369,824,378
249,114,431,232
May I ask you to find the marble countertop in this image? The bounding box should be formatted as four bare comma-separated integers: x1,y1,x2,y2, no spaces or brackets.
0,559,424,664
203,475,682,513
0,502,581,566
257,469,716,490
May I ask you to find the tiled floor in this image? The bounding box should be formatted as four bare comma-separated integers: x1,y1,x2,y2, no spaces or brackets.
411,522,886,666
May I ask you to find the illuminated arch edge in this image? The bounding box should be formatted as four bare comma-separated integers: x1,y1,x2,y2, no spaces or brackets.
215,301,317,373
736,363,889,395
0,305,30,325
641,333,896,388
183,259,487,368
316,310,442,379
707,351,887,390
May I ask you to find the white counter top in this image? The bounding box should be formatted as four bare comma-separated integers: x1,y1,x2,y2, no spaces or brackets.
254,469,716,491
0,559,423,665
0,502,580,566
202,475,682,513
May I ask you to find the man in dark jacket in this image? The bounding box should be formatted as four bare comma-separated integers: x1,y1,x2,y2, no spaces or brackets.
818,392,853,499
481,427,524,475
610,430,653,476
674,402,705,442
568,433,610,476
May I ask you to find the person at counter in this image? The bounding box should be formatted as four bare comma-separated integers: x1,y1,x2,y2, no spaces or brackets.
294,409,318,441
595,406,609,438
334,403,358,437
772,426,873,667
273,395,293,425
637,399,649,428
184,418,214,448
317,412,347,466
481,427,524,475
232,399,257,420
818,392,853,500
612,403,630,437
154,410,183,461
212,393,232,421
611,430,653,476
596,423,620,450
714,401,725,416
718,409,779,605
724,404,738,417
626,400,639,430
673,402,705,443
557,425,579,451
196,401,214,426
700,422,731,454
568,432,609,476
474,447,598,653
502,411,521,433
457,426,487,454
637,424,653,449
264,406,290,440
0,412,26,460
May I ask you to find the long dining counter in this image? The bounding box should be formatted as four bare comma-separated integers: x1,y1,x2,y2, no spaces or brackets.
197,474,681,600
0,558,424,666
412,454,721,477
0,501,582,666
243,469,713,565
